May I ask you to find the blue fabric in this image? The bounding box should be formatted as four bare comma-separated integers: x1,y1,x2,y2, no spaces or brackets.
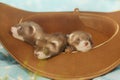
0,45,49,80
0,0,120,80
93,66,120,80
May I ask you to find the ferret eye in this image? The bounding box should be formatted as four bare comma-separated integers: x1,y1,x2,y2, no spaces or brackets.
50,40,59,47
76,38,80,42
50,42,56,47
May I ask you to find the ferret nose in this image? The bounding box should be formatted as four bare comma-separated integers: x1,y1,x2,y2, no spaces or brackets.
11,27,17,33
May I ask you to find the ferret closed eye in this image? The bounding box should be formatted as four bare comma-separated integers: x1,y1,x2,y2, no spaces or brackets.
67,31,93,52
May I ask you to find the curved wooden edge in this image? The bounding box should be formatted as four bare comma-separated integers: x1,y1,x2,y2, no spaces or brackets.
1,3,120,80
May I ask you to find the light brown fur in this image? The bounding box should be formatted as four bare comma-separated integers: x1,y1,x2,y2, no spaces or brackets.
67,31,93,52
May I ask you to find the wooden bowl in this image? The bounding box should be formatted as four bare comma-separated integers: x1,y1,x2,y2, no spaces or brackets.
0,3,120,80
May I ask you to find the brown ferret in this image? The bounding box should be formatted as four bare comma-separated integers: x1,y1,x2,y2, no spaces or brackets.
34,33,67,59
11,21,45,46
67,31,93,52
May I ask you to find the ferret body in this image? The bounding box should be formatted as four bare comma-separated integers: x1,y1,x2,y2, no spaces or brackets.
67,31,93,52
11,21,45,46
34,33,67,59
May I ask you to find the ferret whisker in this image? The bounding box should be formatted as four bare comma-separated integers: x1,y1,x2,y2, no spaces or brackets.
18,17,23,24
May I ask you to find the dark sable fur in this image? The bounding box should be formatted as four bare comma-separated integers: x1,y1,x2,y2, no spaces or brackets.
35,33,67,57
13,21,45,46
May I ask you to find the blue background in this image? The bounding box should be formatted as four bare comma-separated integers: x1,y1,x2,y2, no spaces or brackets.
0,0,120,12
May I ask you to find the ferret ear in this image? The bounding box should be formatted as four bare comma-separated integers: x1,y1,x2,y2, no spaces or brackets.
87,33,92,39
67,33,75,43
28,25,36,35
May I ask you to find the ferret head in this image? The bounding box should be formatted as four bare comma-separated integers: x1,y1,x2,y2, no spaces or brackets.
11,21,44,45
34,33,67,59
67,31,93,52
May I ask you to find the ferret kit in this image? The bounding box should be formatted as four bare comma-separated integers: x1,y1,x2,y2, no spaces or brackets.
11,21,93,59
